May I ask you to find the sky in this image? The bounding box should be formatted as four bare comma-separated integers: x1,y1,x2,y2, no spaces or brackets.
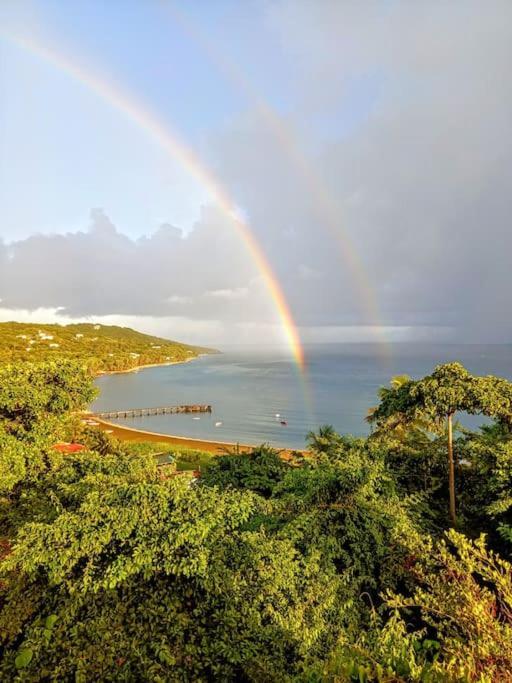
1,0,511,349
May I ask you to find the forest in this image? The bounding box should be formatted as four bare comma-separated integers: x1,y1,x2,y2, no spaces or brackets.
0,322,213,373
0,358,511,681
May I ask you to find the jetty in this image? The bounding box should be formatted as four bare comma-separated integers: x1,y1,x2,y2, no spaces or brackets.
92,404,212,419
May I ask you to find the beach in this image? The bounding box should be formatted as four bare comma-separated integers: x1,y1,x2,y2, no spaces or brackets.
93,416,301,458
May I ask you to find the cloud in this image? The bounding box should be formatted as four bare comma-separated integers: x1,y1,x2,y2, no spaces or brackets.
206,287,249,300
208,0,512,340
2,1,511,344
0,208,270,322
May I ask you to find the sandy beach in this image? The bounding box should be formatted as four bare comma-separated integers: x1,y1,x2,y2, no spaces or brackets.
93,417,302,458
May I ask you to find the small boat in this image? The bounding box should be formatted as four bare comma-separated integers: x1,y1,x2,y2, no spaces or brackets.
192,417,200,420
280,420,288,426
275,413,280,418
215,421,223,427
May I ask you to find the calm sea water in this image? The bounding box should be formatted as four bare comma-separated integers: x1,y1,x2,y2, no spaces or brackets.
92,344,512,450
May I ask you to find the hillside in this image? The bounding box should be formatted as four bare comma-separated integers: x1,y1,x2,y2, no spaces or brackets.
0,322,215,373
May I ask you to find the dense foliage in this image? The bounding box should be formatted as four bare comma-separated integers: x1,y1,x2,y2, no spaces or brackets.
368,362,512,524
0,322,214,373
0,359,511,681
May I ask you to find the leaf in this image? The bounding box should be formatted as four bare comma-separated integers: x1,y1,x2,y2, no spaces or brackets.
15,648,33,669
45,614,58,629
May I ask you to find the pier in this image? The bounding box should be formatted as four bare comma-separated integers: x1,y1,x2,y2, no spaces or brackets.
92,404,212,419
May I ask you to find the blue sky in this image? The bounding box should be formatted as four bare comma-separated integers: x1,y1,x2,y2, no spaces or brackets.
0,1,310,240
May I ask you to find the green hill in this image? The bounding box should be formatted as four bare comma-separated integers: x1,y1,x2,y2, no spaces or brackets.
0,322,215,373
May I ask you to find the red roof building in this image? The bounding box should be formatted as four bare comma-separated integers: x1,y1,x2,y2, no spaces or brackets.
52,442,87,454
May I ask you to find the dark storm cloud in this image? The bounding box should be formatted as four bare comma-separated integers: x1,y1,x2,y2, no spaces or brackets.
209,0,512,340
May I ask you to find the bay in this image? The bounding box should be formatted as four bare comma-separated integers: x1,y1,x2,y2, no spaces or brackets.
92,344,512,450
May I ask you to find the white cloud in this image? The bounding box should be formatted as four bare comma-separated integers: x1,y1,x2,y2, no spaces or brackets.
206,287,249,300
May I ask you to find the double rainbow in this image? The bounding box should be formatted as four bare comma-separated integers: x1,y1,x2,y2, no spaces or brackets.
166,4,385,342
2,28,389,377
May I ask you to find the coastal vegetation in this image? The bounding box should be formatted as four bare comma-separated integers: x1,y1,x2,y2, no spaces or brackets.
0,356,511,681
0,322,213,373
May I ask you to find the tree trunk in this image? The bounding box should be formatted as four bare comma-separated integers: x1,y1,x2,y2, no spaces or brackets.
447,412,456,525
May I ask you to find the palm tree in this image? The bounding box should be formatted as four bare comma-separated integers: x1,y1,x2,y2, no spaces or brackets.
306,424,343,455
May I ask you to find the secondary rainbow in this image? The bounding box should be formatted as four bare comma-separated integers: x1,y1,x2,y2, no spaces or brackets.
1,31,305,370
165,3,389,354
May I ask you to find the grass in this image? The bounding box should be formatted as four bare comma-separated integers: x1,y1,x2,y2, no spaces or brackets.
122,440,215,472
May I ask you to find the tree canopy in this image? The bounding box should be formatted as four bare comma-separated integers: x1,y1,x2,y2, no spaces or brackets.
0,322,214,374
0,358,511,680
369,362,512,427
369,362,512,524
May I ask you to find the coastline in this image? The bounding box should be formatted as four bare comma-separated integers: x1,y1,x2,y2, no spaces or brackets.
91,350,304,457
93,417,302,458
95,353,207,377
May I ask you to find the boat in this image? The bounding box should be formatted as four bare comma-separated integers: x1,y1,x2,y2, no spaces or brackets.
215,421,223,427
280,420,288,426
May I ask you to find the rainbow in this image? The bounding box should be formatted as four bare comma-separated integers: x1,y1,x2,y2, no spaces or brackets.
0,31,305,370
164,4,390,355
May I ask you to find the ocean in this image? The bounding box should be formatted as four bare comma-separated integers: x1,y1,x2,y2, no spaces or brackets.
92,344,512,450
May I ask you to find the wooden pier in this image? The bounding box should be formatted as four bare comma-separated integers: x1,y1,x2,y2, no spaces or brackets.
92,404,212,419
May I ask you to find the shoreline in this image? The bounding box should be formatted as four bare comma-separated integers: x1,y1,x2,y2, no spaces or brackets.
92,417,303,458
95,353,208,377
91,351,304,457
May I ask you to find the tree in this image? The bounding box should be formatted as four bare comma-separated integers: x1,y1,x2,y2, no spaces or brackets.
308,530,512,682
306,424,346,457
0,360,97,432
368,363,512,525
0,461,339,681
0,361,97,532
201,444,291,497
